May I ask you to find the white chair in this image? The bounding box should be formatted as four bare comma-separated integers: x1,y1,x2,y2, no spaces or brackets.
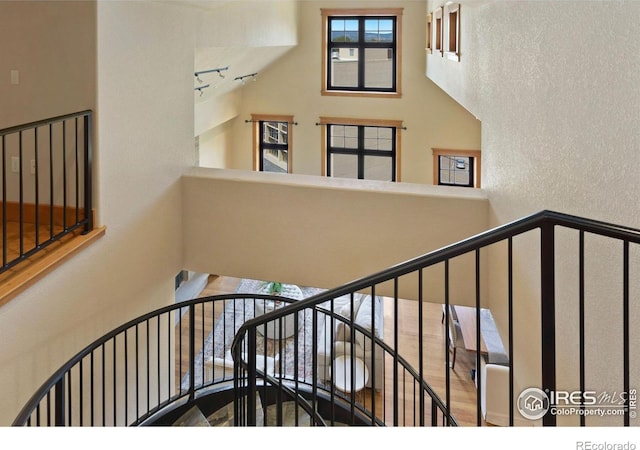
316,294,384,391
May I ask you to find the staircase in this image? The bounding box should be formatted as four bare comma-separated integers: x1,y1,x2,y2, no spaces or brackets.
12,210,639,427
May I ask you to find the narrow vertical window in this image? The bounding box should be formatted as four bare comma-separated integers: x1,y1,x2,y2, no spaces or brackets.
426,13,433,53
433,7,443,56
251,114,294,173
445,3,461,61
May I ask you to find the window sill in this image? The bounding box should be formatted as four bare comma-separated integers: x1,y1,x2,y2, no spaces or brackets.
0,226,106,307
321,89,402,99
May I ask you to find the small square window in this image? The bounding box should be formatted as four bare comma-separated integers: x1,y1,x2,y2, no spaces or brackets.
433,148,481,188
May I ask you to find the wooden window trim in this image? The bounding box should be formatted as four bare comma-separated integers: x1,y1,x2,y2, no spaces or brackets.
432,148,481,188
321,8,403,99
433,7,443,56
251,114,294,173
445,2,461,62
426,13,432,54
319,116,403,181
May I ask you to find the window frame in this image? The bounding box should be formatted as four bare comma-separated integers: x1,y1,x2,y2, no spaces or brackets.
320,116,403,182
445,2,461,62
432,148,481,188
426,13,432,54
321,8,403,98
251,114,294,173
433,6,444,56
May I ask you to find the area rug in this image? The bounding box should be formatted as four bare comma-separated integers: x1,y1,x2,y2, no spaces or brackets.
181,279,327,390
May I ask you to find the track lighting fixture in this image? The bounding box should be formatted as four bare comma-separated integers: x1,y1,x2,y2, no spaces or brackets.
194,66,229,83
234,72,258,85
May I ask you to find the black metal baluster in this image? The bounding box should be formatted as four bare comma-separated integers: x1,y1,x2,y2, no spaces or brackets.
540,222,557,426
444,259,451,426
418,269,424,426
393,279,399,426
579,231,585,426
135,324,139,421
113,338,117,426
90,350,94,426
79,359,84,426
623,240,630,427
2,135,7,267
67,371,72,425
83,113,92,233
475,249,482,426
124,330,128,425
75,117,79,226
18,130,24,256
508,237,515,426
49,123,54,240
34,127,40,247
157,315,161,403
101,344,106,426
188,304,195,401
62,120,67,231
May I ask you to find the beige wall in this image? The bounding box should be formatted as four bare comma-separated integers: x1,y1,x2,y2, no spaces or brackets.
183,168,489,301
0,1,197,425
225,0,481,184
0,1,96,129
427,0,640,425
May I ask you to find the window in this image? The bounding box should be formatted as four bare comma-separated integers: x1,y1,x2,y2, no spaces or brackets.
445,2,460,61
432,148,481,188
251,114,294,173
433,7,443,56
426,13,432,53
321,9,403,97
320,117,403,182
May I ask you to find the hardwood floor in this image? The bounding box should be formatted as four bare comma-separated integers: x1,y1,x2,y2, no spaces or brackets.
175,275,485,427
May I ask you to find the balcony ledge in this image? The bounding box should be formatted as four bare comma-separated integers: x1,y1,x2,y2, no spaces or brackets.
0,226,106,307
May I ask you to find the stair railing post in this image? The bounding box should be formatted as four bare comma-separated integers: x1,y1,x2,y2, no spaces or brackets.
540,221,557,426
188,304,195,401
82,112,93,234
54,378,65,426
246,327,257,426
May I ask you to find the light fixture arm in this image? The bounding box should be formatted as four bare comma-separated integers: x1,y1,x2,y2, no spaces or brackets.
194,66,229,83
234,72,258,85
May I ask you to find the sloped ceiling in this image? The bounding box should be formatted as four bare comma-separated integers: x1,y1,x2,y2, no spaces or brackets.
190,0,298,124
194,45,295,101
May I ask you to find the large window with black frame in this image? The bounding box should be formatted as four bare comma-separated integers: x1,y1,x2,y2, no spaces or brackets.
326,124,396,181
259,120,289,173
327,14,397,92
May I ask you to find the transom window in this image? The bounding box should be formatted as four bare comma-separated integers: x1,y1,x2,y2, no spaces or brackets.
322,9,403,97
321,118,403,182
251,114,294,173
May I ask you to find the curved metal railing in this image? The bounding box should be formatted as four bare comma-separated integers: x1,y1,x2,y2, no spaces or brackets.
14,210,640,426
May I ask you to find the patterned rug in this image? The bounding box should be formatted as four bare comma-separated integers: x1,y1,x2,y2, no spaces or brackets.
181,279,327,389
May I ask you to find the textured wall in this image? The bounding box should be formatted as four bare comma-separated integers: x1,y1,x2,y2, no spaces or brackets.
0,1,197,425
427,0,640,425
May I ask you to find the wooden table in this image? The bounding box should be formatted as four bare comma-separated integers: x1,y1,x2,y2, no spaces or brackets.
453,305,488,355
